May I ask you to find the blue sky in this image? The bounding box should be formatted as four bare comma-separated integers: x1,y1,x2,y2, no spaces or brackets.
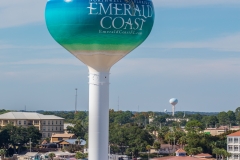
1,0,240,112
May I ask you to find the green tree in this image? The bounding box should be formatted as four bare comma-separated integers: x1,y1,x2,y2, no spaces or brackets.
153,141,161,151
0,128,10,148
74,111,88,121
146,145,151,160
67,121,87,140
0,149,6,160
212,148,221,160
114,111,133,124
26,126,42,146
157,126,169,143
152,116,166,128
208,116,219,127
109,124,154,157
75,152,87,159
48,153,56,160
227,110,236,125
189,113,203,121
217,112,230,125
178,136,187,148
185,120,204,133
235,107,240,126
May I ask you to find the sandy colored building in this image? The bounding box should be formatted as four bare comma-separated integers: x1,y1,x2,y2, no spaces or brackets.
0,112,64,138
204,126,240,136
51,133,77,143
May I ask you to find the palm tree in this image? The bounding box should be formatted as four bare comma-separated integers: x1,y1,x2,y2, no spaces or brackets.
48,152,56,160
146,145,151,160
219,149,231,160
196,147,202,154
178,136,187,148
212,148,221,160
0,149,6,160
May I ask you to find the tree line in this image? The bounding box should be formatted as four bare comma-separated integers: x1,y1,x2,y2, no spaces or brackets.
0,125,41,156
1,107,240,158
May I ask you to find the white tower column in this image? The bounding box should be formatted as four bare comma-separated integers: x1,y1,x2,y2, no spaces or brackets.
88,67,109,160
172,105,175,117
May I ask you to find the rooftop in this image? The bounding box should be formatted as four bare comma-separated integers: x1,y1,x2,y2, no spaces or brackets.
0,112,64,120
52,133,75,138
176,149,186,153
194,153,212,158
152,156,201,160
227,131,240,136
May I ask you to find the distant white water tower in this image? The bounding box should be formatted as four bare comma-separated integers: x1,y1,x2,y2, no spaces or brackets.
169,98,178,116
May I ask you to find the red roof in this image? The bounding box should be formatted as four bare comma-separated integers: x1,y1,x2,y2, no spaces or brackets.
194,153,212,158
152,156,199,160
176,149,186,153
227,131,240,136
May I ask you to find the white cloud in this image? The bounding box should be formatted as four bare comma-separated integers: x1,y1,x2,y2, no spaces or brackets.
0,0,45,28
153,0,240,7
145,33,240,52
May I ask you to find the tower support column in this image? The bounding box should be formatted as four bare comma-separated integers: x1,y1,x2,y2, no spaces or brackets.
88,68,109,160
172,105,175,116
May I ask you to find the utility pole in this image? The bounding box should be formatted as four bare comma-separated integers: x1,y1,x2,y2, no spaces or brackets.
75,88,78,114
30,138,31,152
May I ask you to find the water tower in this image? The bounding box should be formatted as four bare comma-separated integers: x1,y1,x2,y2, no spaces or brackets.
169,98,178,116
45,1,155,160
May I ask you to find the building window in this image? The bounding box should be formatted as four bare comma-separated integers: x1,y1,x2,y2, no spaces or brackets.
43,133,45,138
48,127,50,131
52,121,53,125
43,127,45,131
19,121,21,125
60,121,62,125
60,127,61,131
43,121,45,125
56,121,57,124
234,138,238,143
234,145,238,151
48,133,50,137
234,154,238,159
229,145,233,151
48,121,50,125
229,138,233,143
24,121,26,125
56,127,57,130
58,137,63,141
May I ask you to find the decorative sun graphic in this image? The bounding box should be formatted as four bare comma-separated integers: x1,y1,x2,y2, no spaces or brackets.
125,0,136,15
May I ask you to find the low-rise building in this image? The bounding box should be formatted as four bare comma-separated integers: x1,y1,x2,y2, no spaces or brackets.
0,112,64,138
227,131,240,160
51,133,77,143
204,126,240,136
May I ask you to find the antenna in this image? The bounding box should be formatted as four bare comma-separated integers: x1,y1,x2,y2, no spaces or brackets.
75,88,78,114
118,96,119,111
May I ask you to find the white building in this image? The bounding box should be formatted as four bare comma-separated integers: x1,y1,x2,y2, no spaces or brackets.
0,112,64,138
227,131,240,160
